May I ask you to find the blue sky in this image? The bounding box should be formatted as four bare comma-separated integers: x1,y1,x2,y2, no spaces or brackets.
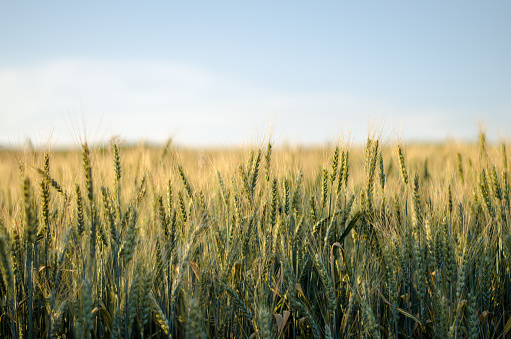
1,1,510,147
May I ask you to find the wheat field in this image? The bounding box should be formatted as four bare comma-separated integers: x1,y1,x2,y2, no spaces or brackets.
0,132,509,338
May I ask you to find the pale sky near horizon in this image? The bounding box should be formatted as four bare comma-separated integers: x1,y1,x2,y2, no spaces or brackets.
1,1,510,148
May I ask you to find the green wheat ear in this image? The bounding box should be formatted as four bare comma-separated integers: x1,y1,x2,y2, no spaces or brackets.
177,164,193,199
265,140,272,182
413,174,423,229
79,278,93,339
321,168,328,210
258,308,272,339
397,144,408,185
150,293,170,335
82,143,93,202
343,150,350,189
313,253,336,313
188,298,206,339
330,146,340,185
75,184,85,236
379,151,385,191
0,236,14,296
23,177,36,244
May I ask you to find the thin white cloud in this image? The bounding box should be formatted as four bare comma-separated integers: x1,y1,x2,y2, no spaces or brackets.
0,58,506,148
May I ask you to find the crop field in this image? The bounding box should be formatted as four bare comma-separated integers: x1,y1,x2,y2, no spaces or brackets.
0,132,510,338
